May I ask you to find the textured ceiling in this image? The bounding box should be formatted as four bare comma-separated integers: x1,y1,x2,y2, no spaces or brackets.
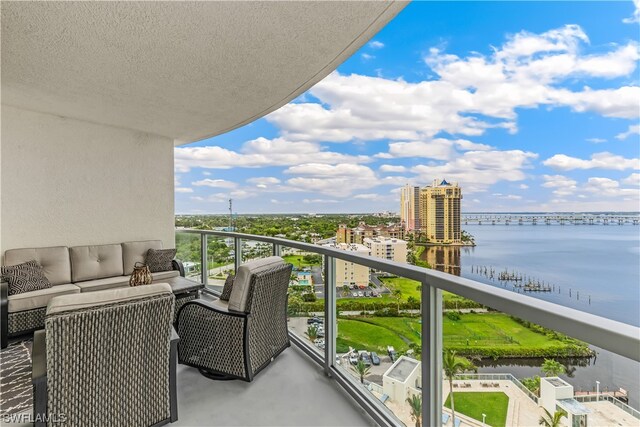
1,1,407,144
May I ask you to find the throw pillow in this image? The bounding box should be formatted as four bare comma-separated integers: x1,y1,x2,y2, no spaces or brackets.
145,248,177,273
1,260,52,296
220,274,235,301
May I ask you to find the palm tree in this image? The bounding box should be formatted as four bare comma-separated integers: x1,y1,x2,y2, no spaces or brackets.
406,394,422,427
538,408,566,427
305,324,318,343
352,359,371,384
392,289,403,312
541,359,566,377
443,349,470,427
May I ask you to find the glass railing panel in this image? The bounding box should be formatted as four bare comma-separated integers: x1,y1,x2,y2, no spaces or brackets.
241,239,272,263
440,290,640,427
331,260,416,424
205,234,235,293
175,231,202,282
283,246,325,355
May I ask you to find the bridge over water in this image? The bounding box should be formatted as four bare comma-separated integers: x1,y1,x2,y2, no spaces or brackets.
461,214,640,226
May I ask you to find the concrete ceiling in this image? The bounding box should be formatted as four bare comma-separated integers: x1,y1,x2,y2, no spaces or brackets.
1,1,407,145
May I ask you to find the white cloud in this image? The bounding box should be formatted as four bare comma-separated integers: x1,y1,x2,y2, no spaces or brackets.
542,174,578,197
361,53,375,61
586,138,607,144
378,138,493,160
266,26,638,144
615,124,640,140
175,137,370,172
369,40,385,49
303,198,339,204
623,0,640,23
584,177,640,198
246,177,281,186
492,193,522,200
202,171,211,176
284,163,380,195
175,187,194,193
518,184,529,189
192,179,237,189
543,152,640,171
622,173,640,186
411,150,538,193
379,164,407,173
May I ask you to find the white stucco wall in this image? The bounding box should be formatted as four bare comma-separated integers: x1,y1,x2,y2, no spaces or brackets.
1,105,175,255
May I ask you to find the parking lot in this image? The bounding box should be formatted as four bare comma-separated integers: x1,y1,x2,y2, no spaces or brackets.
288,316,394,384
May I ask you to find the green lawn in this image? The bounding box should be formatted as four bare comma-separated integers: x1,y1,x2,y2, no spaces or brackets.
283,255,320,269
378,276,475,306
445,392,509,427
337,318,409,353
337,314,589,358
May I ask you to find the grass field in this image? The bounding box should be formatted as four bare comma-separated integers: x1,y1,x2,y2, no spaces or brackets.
283,255,320,269
378,276,481,308
444,392,509,427
336,313,589,357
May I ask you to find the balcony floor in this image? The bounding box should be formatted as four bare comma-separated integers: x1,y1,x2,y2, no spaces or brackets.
175,344,375,426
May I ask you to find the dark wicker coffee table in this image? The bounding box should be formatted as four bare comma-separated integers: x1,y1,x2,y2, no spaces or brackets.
162,276,205,322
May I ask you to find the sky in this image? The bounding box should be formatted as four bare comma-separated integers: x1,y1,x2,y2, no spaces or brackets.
174,1,640,214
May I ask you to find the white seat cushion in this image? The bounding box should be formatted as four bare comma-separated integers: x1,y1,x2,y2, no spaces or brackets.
228,256,284,313
75,276,130,292
4,246,71,285
47,283,173,315
8,284,80,313
70,244,124,282
122,240,163,275
152,270,180,281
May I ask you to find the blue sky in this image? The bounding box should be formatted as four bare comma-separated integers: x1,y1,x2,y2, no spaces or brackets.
175,1,640,214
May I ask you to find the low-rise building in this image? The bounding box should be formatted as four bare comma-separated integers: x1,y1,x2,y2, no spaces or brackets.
336,222,404,244
363,237,408,264
382,356,421,403
322,243,370,288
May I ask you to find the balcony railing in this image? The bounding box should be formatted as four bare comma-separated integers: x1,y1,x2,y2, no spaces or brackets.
176,229,640,427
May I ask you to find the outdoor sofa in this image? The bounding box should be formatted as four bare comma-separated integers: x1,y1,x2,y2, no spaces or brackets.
1,240,203,348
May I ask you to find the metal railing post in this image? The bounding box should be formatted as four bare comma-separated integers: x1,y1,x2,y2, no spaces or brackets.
273,243,282,257
200,232,208,286
234,237,242,271
324,255,336,376
422,280,442,427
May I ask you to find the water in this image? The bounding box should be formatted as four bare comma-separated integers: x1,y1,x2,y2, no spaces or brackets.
421,224,640,409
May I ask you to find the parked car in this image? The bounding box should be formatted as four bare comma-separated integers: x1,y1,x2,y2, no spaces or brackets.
358,350,372,366
352,292,358,297
349,353,358,365
357,291,364,297
307,317,322,325
370,352,381,366
387,346,397,362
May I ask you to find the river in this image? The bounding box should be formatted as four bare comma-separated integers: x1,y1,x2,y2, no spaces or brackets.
421,224,640,409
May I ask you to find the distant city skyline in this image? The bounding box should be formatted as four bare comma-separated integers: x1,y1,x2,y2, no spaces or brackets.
175,1,640,214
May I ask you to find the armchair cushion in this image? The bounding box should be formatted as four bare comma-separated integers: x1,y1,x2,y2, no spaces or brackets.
1,260,52,296
47,282,172,315
220,274,235,301
152,270,180,281
8,284,79,312
146,248,177,273
74,276,130,292
228,256,284,313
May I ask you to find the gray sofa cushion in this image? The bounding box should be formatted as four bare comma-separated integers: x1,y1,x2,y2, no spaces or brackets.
1,260,52,296
74,276,130,293
47,283,173,315
70,244,124,282
8,284,80,312
4,246,71,286
152,270,180,281
122,240,163,275
228,256,284,313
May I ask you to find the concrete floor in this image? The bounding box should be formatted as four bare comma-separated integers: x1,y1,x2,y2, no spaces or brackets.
175,344,376,426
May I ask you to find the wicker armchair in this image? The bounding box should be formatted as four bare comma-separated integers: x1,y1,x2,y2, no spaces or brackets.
177,256,292,382
32,283,178,427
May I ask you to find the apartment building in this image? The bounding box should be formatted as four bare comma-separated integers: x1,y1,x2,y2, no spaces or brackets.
336,221,404,244
400,184,421,232
363,237,408,264
322,243,370,288
420,179,462,244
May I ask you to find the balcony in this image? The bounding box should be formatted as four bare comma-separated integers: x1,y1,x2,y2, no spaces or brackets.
171,229,640,427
